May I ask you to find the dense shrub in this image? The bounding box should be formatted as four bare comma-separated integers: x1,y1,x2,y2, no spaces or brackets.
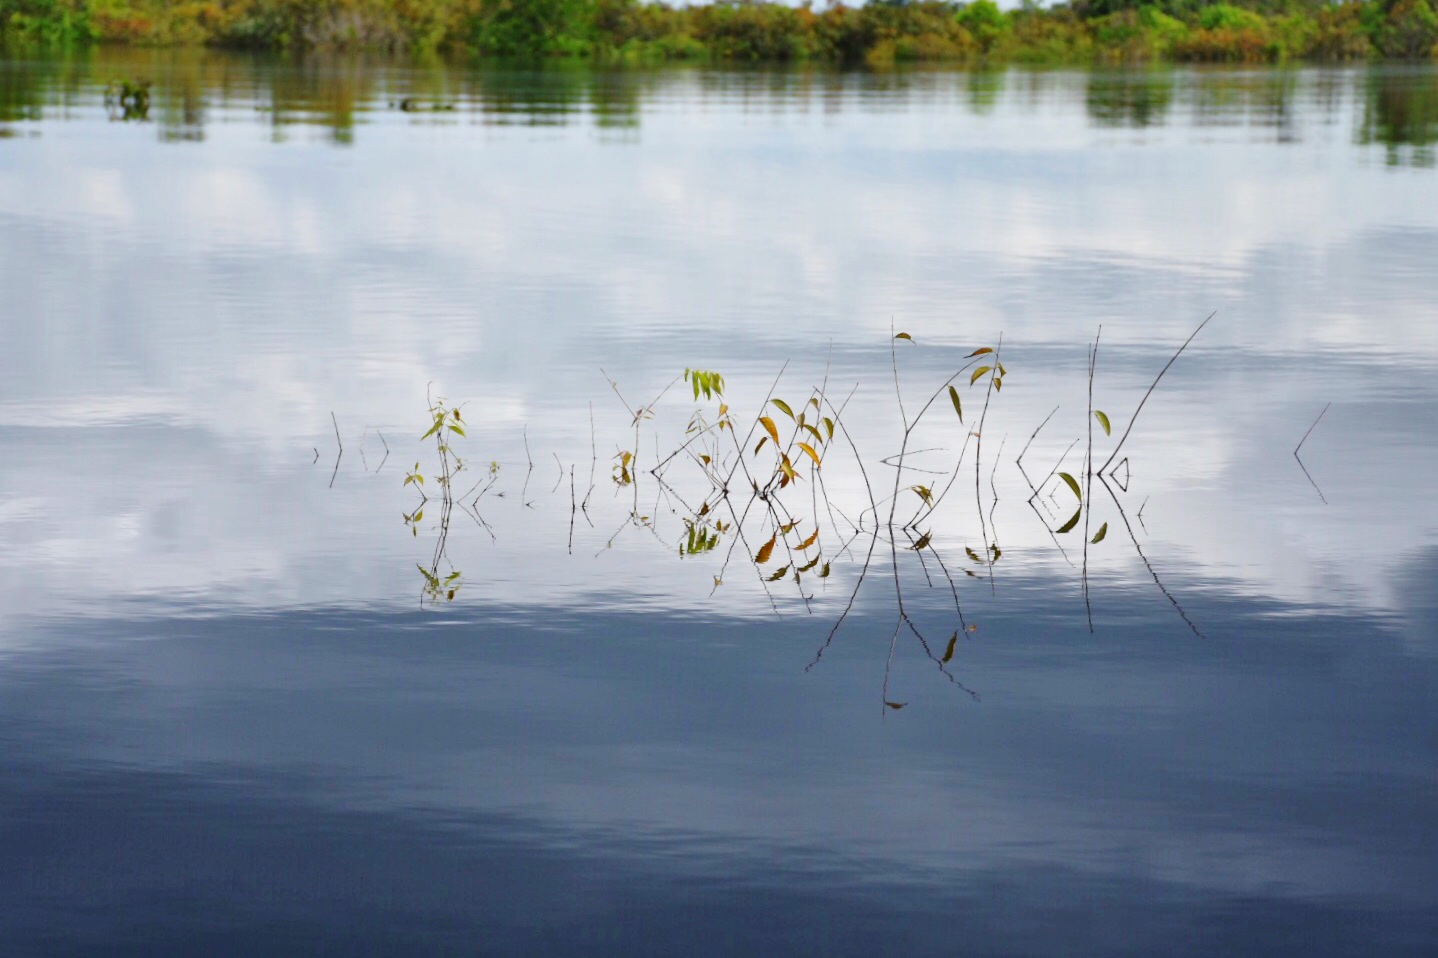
5,0,1438,64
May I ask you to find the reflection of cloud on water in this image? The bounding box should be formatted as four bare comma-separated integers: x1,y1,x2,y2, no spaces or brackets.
1,69,1437,641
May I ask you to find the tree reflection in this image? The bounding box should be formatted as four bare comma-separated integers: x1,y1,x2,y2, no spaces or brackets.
1086,69,1174,128
1359,67,1438,168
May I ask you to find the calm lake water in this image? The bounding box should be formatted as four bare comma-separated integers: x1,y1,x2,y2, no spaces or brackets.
2,51,1437,955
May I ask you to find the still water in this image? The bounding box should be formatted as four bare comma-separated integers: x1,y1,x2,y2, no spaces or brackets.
2,51,1437,954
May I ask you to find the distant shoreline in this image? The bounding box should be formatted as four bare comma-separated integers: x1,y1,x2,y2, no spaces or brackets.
2,0,1436,66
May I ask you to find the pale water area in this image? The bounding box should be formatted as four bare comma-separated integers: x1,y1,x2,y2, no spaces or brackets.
1,52,1436,954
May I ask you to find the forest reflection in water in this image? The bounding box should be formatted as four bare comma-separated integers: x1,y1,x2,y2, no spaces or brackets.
0,51,1436,164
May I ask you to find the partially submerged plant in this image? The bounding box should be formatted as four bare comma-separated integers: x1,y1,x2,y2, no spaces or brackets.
366,315,1216,702
104,79,151,121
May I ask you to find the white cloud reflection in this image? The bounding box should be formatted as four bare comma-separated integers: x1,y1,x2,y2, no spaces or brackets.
1,65,1436,643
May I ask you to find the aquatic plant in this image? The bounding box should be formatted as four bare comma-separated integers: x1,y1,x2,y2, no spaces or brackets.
103,77,150,120
357,314,1243,705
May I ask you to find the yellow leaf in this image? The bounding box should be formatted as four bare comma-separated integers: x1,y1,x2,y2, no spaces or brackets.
970,366,992,385
894,332,913,341
797,528,819,551
796,442,822,467
759,416,781,446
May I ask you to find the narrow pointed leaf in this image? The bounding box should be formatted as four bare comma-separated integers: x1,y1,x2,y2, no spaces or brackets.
797,442,822,467
759,415,781,446
948,385,963,423
756,535,776,564
912,532,932,551
1056,506,1083,534
968,347,993,357
1094,410,1111,436
1091,522,1108,544
1057,471,1082,501
970,366,992,386
942,632,958,663
894,332,913,341
771,399,795,421
797,528,820,551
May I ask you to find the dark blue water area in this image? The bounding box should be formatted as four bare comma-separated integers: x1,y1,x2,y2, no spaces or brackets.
3,575,1434,956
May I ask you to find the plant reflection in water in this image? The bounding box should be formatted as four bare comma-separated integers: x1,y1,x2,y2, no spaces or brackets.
366,317,1237,708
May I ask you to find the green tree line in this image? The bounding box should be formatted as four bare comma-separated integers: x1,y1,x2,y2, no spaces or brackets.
3,0,1436,63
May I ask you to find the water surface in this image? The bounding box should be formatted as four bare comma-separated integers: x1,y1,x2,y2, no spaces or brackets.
2,52,1436,955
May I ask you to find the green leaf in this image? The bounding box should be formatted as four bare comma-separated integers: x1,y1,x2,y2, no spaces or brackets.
421,421,442,440
970,366,991,386
1056,507,1082,534
911,532,932,551
767,565,790,581
1094,410,1111,436
819,562,831,578
948,385,963,422
1058,472,1082,501
771,399,795,420
823,417,835,440
911,484,934,506
448,423,466,437
894,332,913,341
942,631,958,663
1091,522,1108,544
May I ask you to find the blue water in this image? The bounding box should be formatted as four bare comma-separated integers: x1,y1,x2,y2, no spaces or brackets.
2,54,1436,955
